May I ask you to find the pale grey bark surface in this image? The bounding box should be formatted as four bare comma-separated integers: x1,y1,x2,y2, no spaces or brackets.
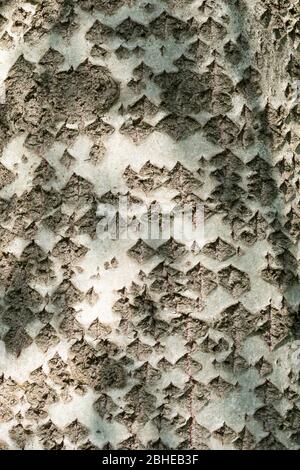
0,0,299,450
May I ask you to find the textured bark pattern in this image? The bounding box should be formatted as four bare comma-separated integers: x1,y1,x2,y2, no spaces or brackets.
0,0,300,450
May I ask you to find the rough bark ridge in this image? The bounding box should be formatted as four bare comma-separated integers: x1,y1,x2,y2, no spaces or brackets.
0,0,300,450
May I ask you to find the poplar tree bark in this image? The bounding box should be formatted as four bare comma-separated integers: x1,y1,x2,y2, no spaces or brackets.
0,0,299,450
